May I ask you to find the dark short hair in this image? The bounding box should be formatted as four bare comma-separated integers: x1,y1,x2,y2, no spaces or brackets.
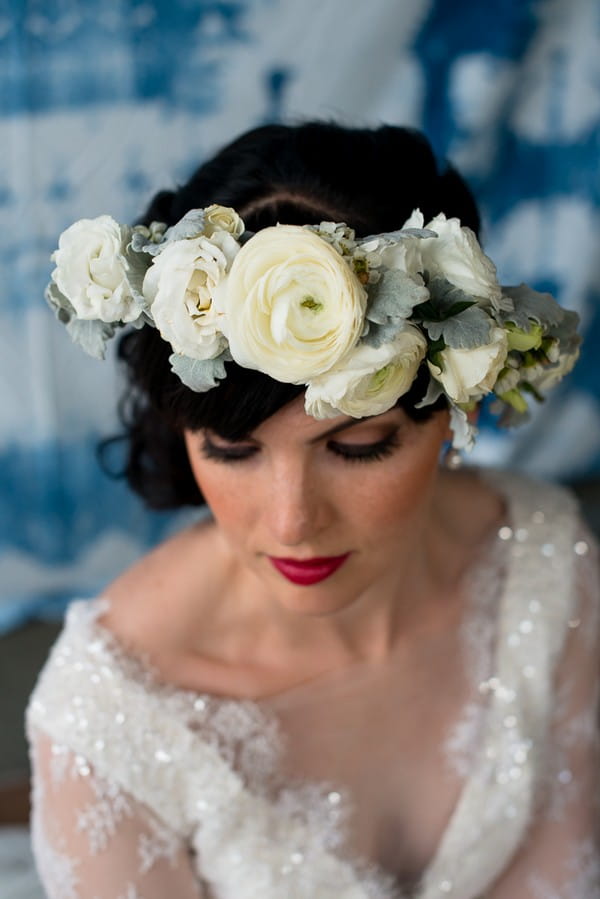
105,122,481,509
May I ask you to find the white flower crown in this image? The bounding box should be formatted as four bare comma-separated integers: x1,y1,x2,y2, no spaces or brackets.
46,204,581,449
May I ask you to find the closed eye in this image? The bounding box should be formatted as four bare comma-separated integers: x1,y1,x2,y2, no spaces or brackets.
327,432,399,463
200,435,258,462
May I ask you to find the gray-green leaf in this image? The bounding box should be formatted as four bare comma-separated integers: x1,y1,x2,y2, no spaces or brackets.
45,281,75,324
423,305,492,349
366,270,429,325
66,317,116,360
426,276,477,315
415,376,444,409
169,351,229,392
500,284,564,330
361,319,407,348
163,209,207,244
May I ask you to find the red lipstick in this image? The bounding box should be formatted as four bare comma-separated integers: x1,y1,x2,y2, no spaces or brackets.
268,554,350,586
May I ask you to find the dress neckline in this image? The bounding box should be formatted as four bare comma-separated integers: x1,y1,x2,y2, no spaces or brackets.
91,465,512,708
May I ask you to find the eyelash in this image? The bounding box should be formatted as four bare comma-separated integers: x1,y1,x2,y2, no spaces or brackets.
200,433,399,465
328,433,399,463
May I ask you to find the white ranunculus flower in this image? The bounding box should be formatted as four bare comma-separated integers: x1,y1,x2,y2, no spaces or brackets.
50,215,142,323
305,324,427,419
143,230,240,360
225,225,367,383
421,213,502,307
428,326,508,404
203,204,245,239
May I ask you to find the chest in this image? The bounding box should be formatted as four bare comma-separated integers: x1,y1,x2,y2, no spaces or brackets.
259,644,484,882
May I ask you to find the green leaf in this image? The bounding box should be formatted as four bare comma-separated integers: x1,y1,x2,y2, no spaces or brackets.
426,336,446,366
169,351,229,392
426,276,477,317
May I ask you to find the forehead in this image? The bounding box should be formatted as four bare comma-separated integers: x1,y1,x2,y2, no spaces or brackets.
249,396,408,443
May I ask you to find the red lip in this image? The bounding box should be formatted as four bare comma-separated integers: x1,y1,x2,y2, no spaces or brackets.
268,554,351,586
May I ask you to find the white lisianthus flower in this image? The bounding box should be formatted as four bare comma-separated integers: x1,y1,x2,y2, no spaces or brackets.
428,327,508,404
305,324,427,419
355,232,424,287
421,213,503,308
226,225,367,383
50,215,143,322
203,204,245,239
143,230,240,360
525,348,580,393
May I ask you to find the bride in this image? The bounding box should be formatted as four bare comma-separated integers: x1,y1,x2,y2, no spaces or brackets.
27,122,599,898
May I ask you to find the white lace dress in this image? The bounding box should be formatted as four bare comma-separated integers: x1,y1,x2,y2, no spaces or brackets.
26,472,600,899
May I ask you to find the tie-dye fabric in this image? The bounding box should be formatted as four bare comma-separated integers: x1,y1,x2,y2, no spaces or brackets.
1,0,598,631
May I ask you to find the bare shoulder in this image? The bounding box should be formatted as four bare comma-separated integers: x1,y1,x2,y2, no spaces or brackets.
100,517,227,659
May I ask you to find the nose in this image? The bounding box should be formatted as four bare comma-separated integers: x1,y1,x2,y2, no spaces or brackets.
266,458,330,548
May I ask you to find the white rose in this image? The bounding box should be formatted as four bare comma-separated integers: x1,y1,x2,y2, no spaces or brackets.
421,213,502,307
203,204,245,239
428,326,508,404
305,324,427,419
225,225,367,383
50,215,143,323
143,230,240,360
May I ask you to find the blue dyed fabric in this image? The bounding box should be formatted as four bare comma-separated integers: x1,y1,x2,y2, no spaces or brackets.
1,0,599,632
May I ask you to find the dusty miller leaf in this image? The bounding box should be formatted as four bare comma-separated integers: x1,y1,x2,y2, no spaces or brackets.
169,350,230,392
500,284,564,330
163,209,207,243
45,281,75,324
66,318,116,360
362,319,408,348
424,305,493,349
366,270,429,324
415,376,445,409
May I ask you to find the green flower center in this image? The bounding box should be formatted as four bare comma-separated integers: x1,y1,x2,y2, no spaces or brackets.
371,364,393,390
301,296,322,312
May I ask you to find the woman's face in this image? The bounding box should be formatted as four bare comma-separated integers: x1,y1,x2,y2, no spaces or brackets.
183,397,451,616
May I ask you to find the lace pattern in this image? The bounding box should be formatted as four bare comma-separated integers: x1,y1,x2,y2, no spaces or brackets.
26,471,599,899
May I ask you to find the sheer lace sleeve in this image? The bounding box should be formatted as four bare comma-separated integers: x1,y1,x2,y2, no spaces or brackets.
488,529,600,898
29,727,206,899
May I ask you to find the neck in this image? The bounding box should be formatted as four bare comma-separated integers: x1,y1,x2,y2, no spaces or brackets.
232,472,467,672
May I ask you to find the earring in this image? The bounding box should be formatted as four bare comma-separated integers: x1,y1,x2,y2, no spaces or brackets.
443,447,463,470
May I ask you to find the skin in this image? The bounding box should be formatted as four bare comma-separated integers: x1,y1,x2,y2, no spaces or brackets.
104,397,505,697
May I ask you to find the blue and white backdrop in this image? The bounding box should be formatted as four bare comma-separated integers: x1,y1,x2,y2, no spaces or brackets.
1,0,599,632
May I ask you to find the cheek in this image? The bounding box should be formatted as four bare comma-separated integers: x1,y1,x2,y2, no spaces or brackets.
187,456,250,532
352,425,445,530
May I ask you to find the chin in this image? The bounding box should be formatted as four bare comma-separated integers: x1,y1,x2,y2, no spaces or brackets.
274,582,358,617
